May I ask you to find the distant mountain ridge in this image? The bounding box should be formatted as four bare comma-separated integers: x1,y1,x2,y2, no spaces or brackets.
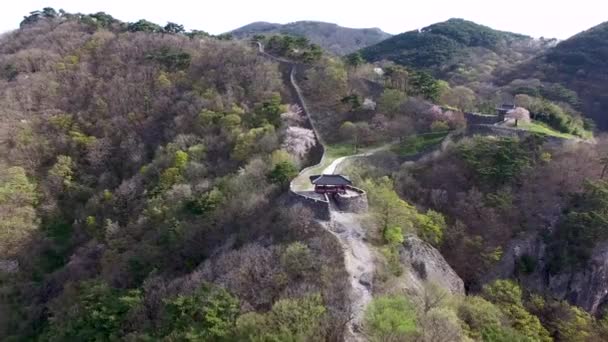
360,18,536,70
229,20,392,55
504,20,608,128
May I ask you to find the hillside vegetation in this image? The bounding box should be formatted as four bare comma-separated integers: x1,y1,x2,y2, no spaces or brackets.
0,9,352,340
3,7,608,342
231,20,392,55
360,19,543,70
503,21,608,129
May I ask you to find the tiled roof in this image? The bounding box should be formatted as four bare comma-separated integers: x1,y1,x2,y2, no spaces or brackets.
309,174,352,186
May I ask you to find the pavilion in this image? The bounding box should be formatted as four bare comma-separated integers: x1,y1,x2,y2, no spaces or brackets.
309,174,352,194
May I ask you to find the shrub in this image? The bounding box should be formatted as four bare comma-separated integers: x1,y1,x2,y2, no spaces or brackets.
430,120,450,132
482,280,551,341
384,226,405,245
548,180,608,272
415,210,446,246
458,136,541,186
41,281,142,341
280,242,314,278
267,161,298,188
235,294,327,341
185,188,223,216
162,283,239,340
380,246,403,277
364,295,418,341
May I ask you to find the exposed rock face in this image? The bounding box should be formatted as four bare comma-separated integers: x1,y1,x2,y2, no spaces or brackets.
0,259,19,273
487,234,608,315
398,235,465,297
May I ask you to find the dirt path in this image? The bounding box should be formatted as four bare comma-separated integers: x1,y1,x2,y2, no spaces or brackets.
322,144,392,175
258,45,374,341
323,152,378,341
327,206,375,341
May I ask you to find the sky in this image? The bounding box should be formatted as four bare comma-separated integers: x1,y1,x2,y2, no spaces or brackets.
2,1,607,39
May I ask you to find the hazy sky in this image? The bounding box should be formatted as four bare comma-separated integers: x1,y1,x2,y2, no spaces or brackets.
3,1,607,39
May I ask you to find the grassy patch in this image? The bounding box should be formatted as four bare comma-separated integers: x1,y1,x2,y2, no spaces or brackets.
291,142,388,191
392,131,449,157
518,121,577,139
325,143,357,158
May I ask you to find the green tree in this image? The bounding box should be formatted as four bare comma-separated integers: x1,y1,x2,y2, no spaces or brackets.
267,161,298,188
235,294,326,341
549,180,608,271
252,94,284,127
378,89,407,117
339,121,357,145
364,295,418,341
457,295,530,341
163,283,239,340
186,188,223,216
0,166,38,257
415,210,446,246
458,136,538,186
49,155,74,188
220,113,242,129
128,19,163,33
186,30,211,39
164,22,185,34
345,52,364,69
384,226,405,245
361,177,415,236
410,71,440,101
482,280,551,341
280,242,315,278
232,125,276,161
41,281,142,341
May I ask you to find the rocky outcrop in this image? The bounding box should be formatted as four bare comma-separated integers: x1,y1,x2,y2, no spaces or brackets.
398,235,465,297
487,234,608,315
0,259,19,273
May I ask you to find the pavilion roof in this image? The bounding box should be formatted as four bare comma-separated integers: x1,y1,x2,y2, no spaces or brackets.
309,174,352,186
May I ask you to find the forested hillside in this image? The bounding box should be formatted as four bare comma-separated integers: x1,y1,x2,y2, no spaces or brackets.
0,9,351,340
502,21,608,129
3,7,608,342
230,20,391,55
360,19,551,71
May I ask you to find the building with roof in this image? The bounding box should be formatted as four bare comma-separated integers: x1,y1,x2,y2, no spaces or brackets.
309,174,352,194
496,104,516,121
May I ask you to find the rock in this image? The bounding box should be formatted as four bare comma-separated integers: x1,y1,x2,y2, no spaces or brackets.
362,98,377,110
359,272,373,288
397,235,465,297
487,234,608,315
0,259,19,273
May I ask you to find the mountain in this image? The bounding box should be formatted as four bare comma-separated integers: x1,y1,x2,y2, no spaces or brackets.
0,10,353,340
230,20,392,55
360,18,550,72
504,21,608,129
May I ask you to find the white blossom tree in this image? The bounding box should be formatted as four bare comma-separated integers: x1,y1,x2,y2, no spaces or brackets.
506,107,531,127
280,104,305,127
282,126,316,160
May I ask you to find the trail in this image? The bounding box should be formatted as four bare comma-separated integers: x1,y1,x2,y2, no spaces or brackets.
326,191,375,341
256,43,375,341
322,144,392,175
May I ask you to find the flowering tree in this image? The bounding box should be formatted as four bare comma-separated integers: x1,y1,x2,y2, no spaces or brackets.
282,126,316,160
506,107,531,127
280,104,305,127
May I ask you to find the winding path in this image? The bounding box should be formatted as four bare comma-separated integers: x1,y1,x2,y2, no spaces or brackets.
256,42,374,341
